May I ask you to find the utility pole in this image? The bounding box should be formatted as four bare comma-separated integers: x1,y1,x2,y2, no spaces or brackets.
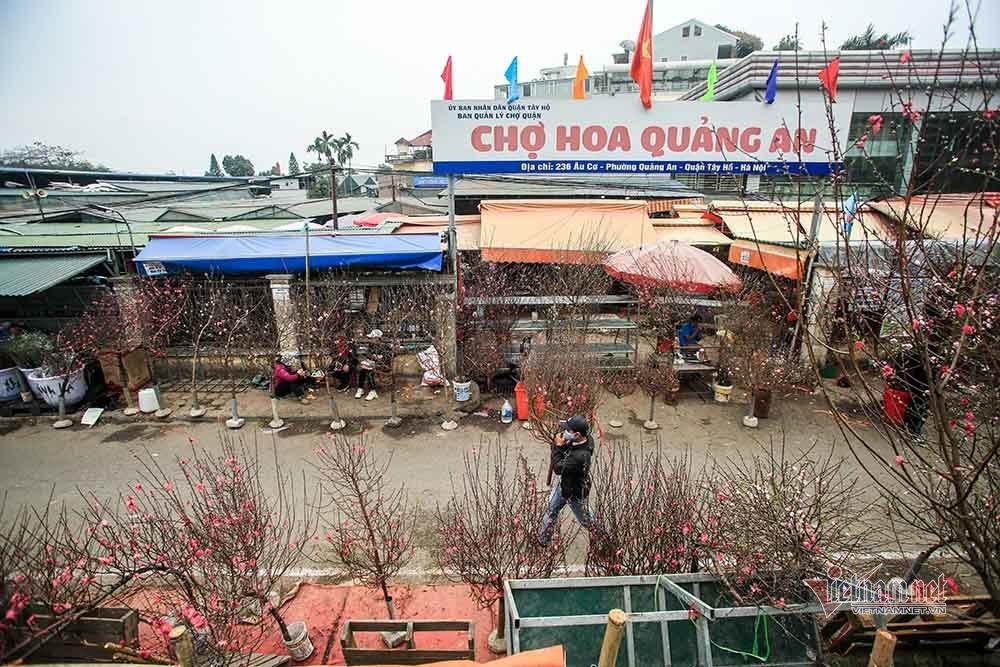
329,159,339,230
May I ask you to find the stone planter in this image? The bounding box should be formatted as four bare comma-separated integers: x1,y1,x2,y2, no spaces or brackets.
27,367,88,408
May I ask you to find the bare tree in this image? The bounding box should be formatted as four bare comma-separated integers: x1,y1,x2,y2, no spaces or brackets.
313,438,415,619
79,434,318,657
785,9,1000,604
434,439,566,647
699,440,867,607
586,442,705,576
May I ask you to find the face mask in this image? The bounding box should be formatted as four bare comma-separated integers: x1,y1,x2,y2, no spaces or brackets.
562,430,577,443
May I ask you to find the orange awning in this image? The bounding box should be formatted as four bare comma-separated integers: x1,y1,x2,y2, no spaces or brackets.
480,199,656,264
728,239,810,280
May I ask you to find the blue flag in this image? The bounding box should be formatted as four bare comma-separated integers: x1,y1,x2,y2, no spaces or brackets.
843,192,859,235
764,59,779,104
505,57,519,104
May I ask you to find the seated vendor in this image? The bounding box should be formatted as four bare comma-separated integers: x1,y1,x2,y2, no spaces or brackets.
327,334,356,392
677,314,704,353
272,355,313,402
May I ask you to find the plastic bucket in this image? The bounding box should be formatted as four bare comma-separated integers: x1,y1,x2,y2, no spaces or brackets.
453,380,472,402
0,367,21,402
884,387,911,426
514,382,530,420
138,387,161,413
713,383,733,403
282,621,314,662
27,367,87,408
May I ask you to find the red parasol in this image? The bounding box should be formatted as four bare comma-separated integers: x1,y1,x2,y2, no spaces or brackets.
603,240,741,293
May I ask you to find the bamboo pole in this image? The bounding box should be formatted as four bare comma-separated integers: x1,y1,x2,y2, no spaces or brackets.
867,629,897,667
597,608,627,667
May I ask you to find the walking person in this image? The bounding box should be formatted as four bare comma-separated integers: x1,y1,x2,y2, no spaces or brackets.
538,415,606,546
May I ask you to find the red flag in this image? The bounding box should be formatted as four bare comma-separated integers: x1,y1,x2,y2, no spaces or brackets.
629,0,653,109
441,56,453,100
817,57,840,102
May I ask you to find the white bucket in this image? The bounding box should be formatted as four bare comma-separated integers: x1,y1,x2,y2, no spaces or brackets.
27,367,88,408
282,621,314,662
138,387,161,413
713,383,733,403
0,367,21,402
453,380,472,402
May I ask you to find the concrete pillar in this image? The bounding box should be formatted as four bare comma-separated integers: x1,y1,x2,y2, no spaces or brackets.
266,274,298,357
108,275,141,342
433,291,458,379
799,265,838,367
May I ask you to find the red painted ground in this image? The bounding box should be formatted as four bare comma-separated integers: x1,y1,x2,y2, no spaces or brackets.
133,583,501,665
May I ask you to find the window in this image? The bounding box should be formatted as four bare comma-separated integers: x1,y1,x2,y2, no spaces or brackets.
694,25,702,36
661,57,669,62
680,55,688,61
840,111,916,196
682,26,690,37
522,83,531,97
717,44,733,59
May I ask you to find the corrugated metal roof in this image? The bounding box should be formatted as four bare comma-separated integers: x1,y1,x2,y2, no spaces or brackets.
0,253,107,296
0,219,308,250
449,174,702,199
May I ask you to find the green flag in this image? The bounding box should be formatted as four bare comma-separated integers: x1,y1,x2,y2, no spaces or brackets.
700,61,718,102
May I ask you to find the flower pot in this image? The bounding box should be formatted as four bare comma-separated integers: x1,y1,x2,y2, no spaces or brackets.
453,379,472,402
713,383,733,403
27,367,88,408
282,621,314,662
752,389,772,419
0,367,21,402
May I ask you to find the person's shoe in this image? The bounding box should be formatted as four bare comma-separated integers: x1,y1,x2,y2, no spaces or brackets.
339,385,350,393
355,388,364,399
365,390,378,401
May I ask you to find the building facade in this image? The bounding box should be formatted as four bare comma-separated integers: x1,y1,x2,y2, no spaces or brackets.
494,19,738,102
679,49,1000,197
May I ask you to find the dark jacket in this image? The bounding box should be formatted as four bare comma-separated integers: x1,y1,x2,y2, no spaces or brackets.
328,342,357,373
552,434,595,501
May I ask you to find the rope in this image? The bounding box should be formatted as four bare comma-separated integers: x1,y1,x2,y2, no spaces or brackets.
653,575,773,663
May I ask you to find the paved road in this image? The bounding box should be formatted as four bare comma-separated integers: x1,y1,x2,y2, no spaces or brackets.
0,389,896,575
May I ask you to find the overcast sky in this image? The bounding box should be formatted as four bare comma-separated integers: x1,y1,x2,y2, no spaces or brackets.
1,0,997,176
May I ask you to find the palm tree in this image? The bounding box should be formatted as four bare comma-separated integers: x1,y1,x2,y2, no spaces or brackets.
336,133,359,171
307,131,338,165
840,24,911,50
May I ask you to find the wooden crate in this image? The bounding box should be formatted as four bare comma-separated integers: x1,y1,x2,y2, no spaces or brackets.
25,606,139,662
340,619,475,666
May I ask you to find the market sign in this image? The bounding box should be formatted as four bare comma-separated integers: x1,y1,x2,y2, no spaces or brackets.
431,98,843,176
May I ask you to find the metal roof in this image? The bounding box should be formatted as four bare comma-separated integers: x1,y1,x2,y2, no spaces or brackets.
0,253,107,296
447,174,702,199
0,219,308,250
680,49,1000,102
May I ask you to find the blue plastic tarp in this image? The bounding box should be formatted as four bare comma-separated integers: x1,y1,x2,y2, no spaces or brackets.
134,233,443,275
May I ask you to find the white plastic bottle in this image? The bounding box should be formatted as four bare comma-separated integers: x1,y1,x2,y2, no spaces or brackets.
501,399,514,424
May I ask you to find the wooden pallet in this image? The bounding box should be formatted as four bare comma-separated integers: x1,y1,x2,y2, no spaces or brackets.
822,595,1000,654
